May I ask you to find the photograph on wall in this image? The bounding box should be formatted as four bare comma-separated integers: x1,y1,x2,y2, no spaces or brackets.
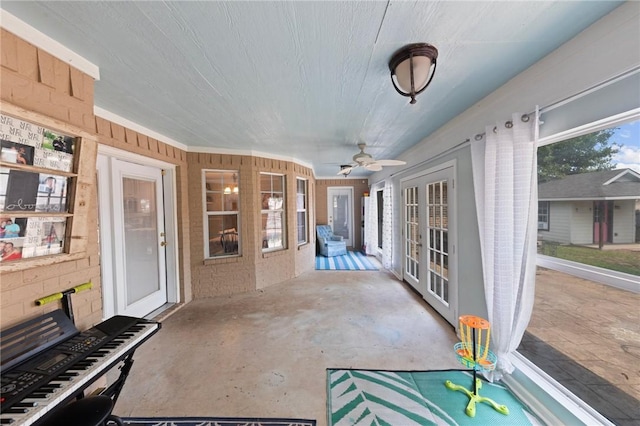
0,238,23,262
0,139,35,165
0,217,28,239
42,130,75,155
36,174,68,213
14,216,66,259
30,129,75,172
2,170,40,212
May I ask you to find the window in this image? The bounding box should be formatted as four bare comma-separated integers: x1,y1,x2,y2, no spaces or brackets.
296,178,308,245
521,118,640,420
203,170,240,258
260,173,286,251
537,201,550,230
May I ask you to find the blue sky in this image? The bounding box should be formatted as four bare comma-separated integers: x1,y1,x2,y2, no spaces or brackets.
611,120,640,173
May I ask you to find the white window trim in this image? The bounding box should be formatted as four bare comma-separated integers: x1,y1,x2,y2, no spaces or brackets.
260,172,286,252
537,201,550,231
296,177,308,246
202,169,241,259
505,353,615,426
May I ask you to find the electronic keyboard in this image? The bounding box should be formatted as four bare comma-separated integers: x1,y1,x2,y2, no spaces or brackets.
0,310,160,425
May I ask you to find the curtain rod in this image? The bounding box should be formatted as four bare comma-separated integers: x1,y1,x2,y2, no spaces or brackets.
389,66,639,180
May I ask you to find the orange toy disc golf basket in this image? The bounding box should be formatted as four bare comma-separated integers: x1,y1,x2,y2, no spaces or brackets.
444,315,509,418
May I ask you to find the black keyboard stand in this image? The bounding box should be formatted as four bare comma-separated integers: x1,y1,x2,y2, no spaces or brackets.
101,352,135,404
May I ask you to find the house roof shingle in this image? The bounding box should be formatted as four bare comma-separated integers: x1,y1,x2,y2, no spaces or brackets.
538,169,640,200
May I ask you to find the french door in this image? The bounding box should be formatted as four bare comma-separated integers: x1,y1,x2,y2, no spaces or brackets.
402,166,457,325
327,187,353,247
97,155,169,318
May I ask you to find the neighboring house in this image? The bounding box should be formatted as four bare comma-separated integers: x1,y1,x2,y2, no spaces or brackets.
538,168,640,245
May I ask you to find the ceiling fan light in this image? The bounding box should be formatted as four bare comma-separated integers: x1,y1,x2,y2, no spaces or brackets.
389,43,438,104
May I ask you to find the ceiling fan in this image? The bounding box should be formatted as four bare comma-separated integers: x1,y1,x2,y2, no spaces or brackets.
337,143,406,175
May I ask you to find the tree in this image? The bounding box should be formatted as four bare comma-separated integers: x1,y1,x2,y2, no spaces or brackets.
537,128,619,183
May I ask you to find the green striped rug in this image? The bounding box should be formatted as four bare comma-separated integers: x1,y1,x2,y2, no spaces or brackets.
328,369,541,425
315,251,378,270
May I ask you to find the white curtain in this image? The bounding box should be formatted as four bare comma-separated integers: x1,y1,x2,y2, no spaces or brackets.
470,111,539,381
381,183,393,270
364,191,378,255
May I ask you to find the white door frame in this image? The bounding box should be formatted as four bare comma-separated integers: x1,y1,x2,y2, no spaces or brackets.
400,160,458,325
326,186,354,247
97,145,179,319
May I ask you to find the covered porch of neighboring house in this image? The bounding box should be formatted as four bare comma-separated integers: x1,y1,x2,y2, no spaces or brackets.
538,169,640,248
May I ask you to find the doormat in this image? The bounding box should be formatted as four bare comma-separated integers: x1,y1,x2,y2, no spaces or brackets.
327,369,541,425
123,417,316,426
315,251,378,271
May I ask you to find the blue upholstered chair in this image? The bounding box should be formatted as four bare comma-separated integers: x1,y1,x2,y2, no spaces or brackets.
316,225,347,257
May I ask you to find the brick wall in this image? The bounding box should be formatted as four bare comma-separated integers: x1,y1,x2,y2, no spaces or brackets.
188,154,315,297
0,29,95,133
0,28,101,330
0,28,323,332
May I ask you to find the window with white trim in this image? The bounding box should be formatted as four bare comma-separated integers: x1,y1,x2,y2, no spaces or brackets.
260,173,286,251
296,178,308,245
538,201,550,231
203,170,240,258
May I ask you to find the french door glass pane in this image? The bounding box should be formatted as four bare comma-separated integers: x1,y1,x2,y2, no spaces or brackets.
426,181,449,306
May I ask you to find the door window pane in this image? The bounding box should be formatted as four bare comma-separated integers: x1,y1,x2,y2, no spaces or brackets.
123,177,159,304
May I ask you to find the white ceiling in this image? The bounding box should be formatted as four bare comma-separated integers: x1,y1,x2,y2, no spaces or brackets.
0,1,623,177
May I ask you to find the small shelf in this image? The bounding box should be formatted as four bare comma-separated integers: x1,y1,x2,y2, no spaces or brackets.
0,212,72,218
0,161,78,177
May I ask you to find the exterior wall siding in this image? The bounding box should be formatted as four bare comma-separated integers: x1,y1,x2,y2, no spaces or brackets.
612,199,635,243
571,201,594,245
540,202,572,244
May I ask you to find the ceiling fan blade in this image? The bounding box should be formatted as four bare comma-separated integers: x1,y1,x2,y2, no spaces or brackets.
364,163,383,171
374,159,406,166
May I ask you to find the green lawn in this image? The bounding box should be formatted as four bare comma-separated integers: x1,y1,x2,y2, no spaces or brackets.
539,242,640,276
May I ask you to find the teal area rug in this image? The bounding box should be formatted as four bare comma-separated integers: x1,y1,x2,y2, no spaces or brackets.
315,251,378,271
123,418,315,426
327,369,541,426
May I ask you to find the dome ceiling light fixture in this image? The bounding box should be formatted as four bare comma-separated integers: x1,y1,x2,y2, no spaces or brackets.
389,43,438,104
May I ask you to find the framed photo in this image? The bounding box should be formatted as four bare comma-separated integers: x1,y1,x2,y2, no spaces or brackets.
0,139,35,165
0,216,67,261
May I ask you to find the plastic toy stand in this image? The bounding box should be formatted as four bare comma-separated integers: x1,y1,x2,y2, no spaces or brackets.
444,315,509,418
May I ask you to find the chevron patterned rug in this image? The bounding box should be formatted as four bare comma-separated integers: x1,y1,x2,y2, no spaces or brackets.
123,418,315,426
315,251,378,271
327,369,541,426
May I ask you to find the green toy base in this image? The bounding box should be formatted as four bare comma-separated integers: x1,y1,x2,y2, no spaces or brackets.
445,378,510,417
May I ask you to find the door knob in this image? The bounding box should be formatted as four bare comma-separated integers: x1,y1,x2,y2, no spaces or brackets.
160,241,168,247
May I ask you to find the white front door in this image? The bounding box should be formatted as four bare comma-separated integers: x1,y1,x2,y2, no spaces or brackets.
98,155,169,318
327,187,353,247
402,166,457,325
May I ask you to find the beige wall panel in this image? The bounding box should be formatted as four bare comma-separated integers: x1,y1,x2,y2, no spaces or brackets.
16,36,38,81
36,49,56,87
1,29,19,71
